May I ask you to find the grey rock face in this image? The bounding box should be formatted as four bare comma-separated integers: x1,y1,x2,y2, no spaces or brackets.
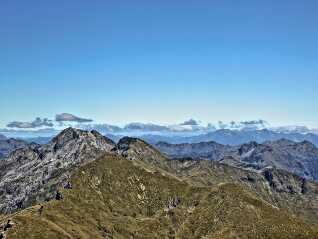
0,128,115,213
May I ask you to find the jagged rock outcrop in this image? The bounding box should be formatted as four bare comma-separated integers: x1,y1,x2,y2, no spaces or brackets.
0,128,115,213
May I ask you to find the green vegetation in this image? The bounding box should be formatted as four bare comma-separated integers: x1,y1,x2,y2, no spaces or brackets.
2,154,317,239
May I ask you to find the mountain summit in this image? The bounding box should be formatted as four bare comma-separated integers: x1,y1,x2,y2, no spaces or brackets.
0,128,115,213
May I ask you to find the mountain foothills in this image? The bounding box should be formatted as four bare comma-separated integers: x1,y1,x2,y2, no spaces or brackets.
0,128,318,238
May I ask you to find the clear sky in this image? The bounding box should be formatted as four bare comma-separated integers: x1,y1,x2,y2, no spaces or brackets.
1,0,317,128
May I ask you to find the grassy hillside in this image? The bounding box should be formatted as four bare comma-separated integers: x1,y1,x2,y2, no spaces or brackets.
1,154,317,239
165,159,318,224
117,137,318,224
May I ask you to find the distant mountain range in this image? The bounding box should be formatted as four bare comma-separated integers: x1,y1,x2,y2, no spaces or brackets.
2,119,318,149
0,138,37,159
0,134,6,140
140,129,318,146
1,119,317,136
155,139,318,181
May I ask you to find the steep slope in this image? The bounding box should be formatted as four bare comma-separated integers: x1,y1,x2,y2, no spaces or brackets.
265,139,318,179
0,128,115,213
1,154,317,239
234,139,318,180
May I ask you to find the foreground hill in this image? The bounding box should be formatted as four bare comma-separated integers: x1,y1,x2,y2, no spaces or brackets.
128,139,318,223
1,128,318,238
1,154,317,239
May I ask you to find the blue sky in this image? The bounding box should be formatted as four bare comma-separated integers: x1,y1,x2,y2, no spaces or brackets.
1,0,317,128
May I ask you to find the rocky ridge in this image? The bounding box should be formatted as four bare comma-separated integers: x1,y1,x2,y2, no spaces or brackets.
0,128,115,213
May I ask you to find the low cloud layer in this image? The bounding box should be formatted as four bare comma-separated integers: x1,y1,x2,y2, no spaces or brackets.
180,119,199,126
7,117,53,129
55,113,93,123
240,120,268,126
124,123,169,131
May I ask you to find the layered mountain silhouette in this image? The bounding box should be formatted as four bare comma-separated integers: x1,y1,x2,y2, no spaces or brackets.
140,129,318,146
155,139,318,181
0,138,36,159
3,120,318,147
0,128,318,238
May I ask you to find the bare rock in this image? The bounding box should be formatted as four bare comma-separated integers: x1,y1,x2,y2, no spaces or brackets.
0,128,115,213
